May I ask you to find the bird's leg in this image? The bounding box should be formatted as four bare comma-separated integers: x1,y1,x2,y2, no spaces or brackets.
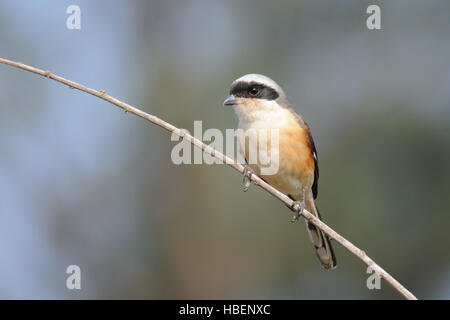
242,164,253,192
291,187,306,223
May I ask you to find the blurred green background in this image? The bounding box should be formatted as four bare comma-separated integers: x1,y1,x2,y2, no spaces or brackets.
0,0,449,299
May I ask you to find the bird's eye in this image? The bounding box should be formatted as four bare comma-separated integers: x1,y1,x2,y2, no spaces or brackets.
248,87,259,96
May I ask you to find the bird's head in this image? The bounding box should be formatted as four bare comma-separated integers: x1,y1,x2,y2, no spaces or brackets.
223,74,290,123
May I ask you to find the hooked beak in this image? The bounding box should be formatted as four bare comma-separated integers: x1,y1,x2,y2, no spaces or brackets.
223,95,243,106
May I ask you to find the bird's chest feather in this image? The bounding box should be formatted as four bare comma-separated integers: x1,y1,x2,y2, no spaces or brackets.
236,108,315,196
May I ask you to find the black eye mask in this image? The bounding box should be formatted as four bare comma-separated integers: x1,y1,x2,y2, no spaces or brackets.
230,81,279,101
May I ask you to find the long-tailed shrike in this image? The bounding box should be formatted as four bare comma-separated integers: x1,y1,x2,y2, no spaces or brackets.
223,74,336,269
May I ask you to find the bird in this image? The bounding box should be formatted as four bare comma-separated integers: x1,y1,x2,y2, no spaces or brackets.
223,74,336,269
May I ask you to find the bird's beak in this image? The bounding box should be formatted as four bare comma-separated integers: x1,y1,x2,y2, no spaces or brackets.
223,95,243,106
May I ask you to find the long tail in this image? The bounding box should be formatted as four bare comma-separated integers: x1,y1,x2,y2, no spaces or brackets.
305,196,337,269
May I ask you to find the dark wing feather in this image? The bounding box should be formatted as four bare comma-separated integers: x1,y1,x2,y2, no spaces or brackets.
306,130,319,199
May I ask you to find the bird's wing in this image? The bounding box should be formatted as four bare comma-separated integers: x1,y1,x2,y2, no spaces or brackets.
288,108,319,199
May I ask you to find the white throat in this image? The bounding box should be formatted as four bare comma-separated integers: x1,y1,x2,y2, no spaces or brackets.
233,100,289,130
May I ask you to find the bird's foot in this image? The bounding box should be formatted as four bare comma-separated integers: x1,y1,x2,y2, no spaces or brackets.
242,164,253,192
290,200,305,223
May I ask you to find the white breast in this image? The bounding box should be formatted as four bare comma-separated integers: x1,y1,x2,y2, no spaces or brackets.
233,100,291,177
234,100,289,130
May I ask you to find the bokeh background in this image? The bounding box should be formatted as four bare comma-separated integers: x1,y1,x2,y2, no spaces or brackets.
0,0,449,299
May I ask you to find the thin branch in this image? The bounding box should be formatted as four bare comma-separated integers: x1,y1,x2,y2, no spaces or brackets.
0,57,417,300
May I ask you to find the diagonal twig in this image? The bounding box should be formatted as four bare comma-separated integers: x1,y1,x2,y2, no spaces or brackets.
0,57,418,300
